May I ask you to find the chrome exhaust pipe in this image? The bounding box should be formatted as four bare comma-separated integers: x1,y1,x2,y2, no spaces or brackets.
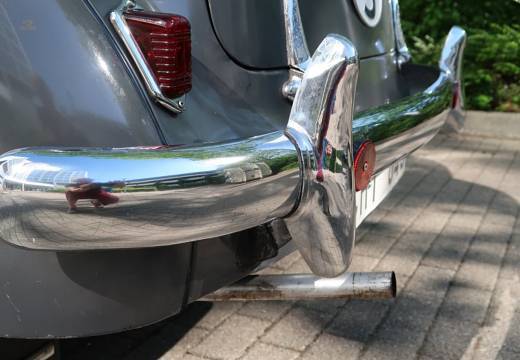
201,272,396,301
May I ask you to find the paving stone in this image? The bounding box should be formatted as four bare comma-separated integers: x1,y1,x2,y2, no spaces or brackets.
196,302,245,330
422,228,475,271
435,284,493,324
191,314,270,360
175,355,206,360
353,234,398,258
500,233,520,280
378,190,408,211
484,193,518,227
361,267,454,359
502,165,520,202
394,273,411,295
301,332,364,360
374,231,438,277
420,319,480,360
467,275,520,360
357,208,389,240
364,212,411,240
241,342,299,360
398,192,433,211
478,155,514,188
497,349,520,360
476,221,515,246
297,298,346,315
155,327,209,360
432,179,471,208
499,310,520,354
262,307,334,351
455,259,502,292
393,177,421,196
327,300,390,343
446,207,486,231
348,254,379,272
409,208,452,234
237,301,293,322
412,172,451,197
502,184,520,204
455,223,510,291
463,186,496,209
360,329,431,360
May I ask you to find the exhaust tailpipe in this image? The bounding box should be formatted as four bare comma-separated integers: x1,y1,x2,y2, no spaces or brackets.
201,272,396,301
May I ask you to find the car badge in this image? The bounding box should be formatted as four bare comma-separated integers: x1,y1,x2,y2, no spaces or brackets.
353,0,383,27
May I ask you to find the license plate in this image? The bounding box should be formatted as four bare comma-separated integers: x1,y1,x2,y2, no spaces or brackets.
356,159,406,227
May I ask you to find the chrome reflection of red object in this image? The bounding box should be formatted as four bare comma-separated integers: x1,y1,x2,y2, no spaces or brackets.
124,10,191,99
451,83,460,108
66,183,120,212
354,140,376,191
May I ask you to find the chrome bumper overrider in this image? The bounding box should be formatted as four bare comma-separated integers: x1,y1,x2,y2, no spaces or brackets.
0,28,466,278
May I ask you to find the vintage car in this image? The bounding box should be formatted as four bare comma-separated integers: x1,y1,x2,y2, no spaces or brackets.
0,0,465,340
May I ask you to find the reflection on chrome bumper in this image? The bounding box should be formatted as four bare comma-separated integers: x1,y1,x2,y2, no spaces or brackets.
0,133,301,250
0,27,466,278
355,26,467,173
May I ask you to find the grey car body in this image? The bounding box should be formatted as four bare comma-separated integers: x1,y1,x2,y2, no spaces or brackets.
0,0,464,338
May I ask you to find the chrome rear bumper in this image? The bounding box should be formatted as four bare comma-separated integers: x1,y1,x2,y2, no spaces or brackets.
0,27,466,277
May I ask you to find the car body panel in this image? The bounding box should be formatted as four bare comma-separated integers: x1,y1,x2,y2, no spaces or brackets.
0,0,163,154
207,0,396,68
0,225,289,338
0,240,191,338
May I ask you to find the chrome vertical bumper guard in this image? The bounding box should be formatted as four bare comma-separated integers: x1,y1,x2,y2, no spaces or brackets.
0,27,466,278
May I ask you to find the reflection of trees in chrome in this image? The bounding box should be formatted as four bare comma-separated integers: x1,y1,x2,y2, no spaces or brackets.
27,135,296,163
353,80,451,144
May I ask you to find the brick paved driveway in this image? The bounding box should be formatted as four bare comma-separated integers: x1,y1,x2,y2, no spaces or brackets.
61,132,520,360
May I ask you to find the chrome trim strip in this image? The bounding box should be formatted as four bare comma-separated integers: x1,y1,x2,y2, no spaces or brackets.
439,26,466,84
282,0,311,72
390,0,411,68
281,0,311,100
443,26,467,131
109,0,186,113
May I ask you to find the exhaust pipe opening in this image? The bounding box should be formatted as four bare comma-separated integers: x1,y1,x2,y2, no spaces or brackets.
201,271,397,302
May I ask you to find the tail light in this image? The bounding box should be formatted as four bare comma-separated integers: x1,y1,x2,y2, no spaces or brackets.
111,3,191,113
354,141,376,191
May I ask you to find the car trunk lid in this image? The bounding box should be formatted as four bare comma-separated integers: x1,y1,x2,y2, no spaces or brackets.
207,0,396,69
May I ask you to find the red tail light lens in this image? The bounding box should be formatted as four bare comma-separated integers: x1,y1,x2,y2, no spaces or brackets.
123,10,191,99
354,141,376,191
